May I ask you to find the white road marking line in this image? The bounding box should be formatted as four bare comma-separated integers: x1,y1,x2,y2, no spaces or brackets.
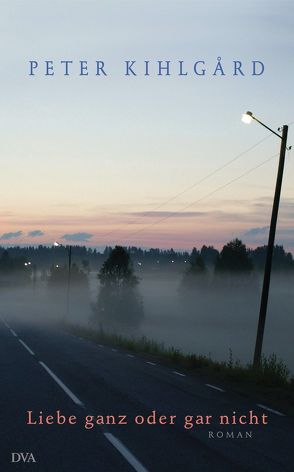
257,404,285,416
205,383,225,392
39,361,84,407
98,344,104,348
127,354,135,358
18,339,35,356
104,432,149,472
111,348,118,352
10,329,18,337
173,371,186,377
146,361,156,366
1,318,10,329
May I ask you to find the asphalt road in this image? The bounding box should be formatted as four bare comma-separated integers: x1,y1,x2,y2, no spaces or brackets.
0,317,293,472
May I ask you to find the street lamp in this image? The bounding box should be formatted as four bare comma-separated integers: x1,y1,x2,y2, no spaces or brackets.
241,112,253,124
54,241,72,321
242,111,289,367
24,261,37,292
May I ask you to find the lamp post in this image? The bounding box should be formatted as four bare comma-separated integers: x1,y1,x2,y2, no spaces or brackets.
66,245,72,321
242,111,289,367
32,264,37,293
54,242,72,321
24,261,32,288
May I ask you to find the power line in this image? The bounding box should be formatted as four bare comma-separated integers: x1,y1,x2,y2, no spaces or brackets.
97,120,293,242
99,133,273,238
120,152,278,241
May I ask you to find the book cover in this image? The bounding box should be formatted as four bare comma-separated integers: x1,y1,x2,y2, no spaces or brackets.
1,1,293,471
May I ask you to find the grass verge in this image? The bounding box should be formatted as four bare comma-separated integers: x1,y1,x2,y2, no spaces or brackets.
64,323,294,414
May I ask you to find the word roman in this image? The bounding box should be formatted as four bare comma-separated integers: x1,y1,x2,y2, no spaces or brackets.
28,58,264,77
26,410,268,431
208,431,253,439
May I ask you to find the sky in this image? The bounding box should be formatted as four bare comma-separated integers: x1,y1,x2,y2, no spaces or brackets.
1,0,294,251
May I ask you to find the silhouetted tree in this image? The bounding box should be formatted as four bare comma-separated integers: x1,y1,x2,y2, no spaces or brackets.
215,239,253,273
181,248,207,290
0,250,31,284
46,263,89,321
189,254,206,274
93,246,144,329
251,245,294,271
82,259,90,274
200,245,219,266
2,243,292,275
187,248,206,274
47,263,88,288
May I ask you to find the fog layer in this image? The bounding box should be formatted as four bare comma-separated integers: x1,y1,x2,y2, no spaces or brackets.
1,269,293,373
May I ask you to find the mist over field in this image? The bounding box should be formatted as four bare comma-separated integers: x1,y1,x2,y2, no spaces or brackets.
1,265,293,373
138,272,294,370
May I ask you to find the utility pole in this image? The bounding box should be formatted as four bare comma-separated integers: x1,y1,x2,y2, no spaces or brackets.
253,125,288,366
242,112,290,366
32,263,37,294
65,245,72,322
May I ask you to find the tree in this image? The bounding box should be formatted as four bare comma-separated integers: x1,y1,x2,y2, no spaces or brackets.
187,248,206,275
251,245,294,271
46,263,89,321
200,245,219,266
93,246,144,329
215,239,253,273
180,248,207,291
0,250,31,284
98,246,138,288
47,263,88,288
82,259,90,274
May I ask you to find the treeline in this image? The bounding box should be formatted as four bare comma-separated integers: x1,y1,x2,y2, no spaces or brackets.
0,242,293,330
0,241,293,272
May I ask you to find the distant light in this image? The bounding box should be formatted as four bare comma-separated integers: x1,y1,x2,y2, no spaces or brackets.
242,111,253,124
54,241,60,247
137,262,142,266
56,264,59,268
184,260,187,263
171,260,174,263
24,262,28,266
28,261,32,265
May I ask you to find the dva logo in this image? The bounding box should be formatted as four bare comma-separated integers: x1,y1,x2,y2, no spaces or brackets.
11,452,37,463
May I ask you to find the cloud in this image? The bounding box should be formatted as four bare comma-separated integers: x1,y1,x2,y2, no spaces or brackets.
243,226,269,237
129,211,207,218
61,232,94,242
28,230,44,237
0,231,23,240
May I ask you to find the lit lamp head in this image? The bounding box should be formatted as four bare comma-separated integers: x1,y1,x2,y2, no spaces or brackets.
242,111,253,124
54,241,61,247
